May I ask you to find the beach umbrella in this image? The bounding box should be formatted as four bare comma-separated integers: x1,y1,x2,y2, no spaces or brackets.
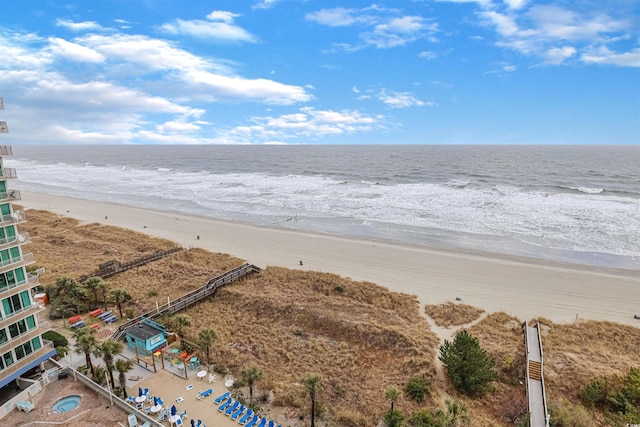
191,420,195,427
153,396,158,406
138,387,142,396
171,405,177,416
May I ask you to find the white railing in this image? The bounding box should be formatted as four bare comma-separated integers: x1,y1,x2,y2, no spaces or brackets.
0,146,12,156
0,168,16,179
0,190,20,201
0,252,34,271
0,210,25,225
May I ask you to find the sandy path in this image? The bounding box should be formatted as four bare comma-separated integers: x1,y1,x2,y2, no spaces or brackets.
20,192,640,327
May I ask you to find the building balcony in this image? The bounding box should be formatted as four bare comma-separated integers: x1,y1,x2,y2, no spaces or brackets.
0,302,45,329
0,146,12,156
0,321,50,353
0,210,25,226
0,340,56,387
0,232,30,251
0,252,34,275
0,168,16,179
0,272,41,297
0,190,20,202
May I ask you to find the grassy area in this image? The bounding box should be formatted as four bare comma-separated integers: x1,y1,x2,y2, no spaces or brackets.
425,301,485,327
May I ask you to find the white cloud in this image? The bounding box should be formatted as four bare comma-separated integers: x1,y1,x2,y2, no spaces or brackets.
528,5,626,41
47,37,105,63
377,90,429,108
504,0,528,9
215,107,385,143
581,46,640,67
55,19,104,32
252,0,280,10
419,50,437,59
161,11,257,43
307,7,438,50
543,46,576,65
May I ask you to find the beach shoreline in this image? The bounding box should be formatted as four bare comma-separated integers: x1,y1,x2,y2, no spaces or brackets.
19,191,640,327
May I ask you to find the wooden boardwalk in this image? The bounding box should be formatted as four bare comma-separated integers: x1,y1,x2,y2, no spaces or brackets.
524,322,549,427
111,262,260,341
79,247,183,282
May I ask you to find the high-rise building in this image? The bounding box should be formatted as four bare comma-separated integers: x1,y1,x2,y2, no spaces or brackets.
0,97,56,389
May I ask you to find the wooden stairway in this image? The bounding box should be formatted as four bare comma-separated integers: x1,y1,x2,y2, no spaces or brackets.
528,360,542,381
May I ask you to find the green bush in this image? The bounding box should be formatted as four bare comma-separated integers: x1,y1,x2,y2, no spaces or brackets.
383,409,405,427
405,376,429,403
581,378,606,407
43,330,69,348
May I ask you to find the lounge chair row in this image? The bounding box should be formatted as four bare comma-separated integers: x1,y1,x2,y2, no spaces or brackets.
214,393,281,427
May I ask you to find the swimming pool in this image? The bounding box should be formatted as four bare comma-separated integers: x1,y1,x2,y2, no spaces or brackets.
51,395,81,413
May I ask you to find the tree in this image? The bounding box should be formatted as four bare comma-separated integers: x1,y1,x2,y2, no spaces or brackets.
439,330,498,396
405,377,429,403
74,326,98,375
170,314,192,339
110,289,132,318
97,280,111,311
436,399,471,427
115,358,135,399
197,328,217,369
410,409,445,427
94,339,123,391
302,374,322,427
385,386,402,411
383,409,405,427
84,276,105,306
241,365,263,406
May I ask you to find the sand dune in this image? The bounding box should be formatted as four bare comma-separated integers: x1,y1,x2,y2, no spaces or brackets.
20,191,640,326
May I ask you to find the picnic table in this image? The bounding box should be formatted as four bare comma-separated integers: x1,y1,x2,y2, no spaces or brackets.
90,308,103,317
68,315,82,324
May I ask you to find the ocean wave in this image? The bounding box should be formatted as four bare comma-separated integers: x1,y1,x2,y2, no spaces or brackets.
560,185,604,194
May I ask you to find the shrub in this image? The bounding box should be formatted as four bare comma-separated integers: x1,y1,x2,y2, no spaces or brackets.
439,330,497,396
581,378,606,408
213,364,228,375
405,376,429,403
43,330,69,348
383,409,405,427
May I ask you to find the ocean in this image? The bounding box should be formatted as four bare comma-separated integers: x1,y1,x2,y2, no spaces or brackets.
5,145,639,270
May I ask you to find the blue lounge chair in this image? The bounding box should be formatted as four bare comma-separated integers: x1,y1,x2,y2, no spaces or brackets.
245,415,259,427
239,408,253,424
217,397,233,412
225,400,240,415
230,404,245,420
214,391,230,403
257,418,267,427
98,310,112,319
267,421,276,427
196,388,213,400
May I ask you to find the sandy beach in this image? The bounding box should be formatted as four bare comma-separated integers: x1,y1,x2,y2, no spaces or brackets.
20,191,640,327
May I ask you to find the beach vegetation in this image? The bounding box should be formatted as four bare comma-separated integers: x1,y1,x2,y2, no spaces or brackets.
409,408,445,427
383,408,405,427
54,345,68,359
110,288,132,318
385,386,402,411
74,326,98,375
439,330,498,396
169,314,191,338
438,399,471,426
92,365,107,386
212,363,228,375
197,328,217,369
94,339,123,391
84,276,105,306
241,365,263,406
47,276,89,318
147,290,158,297
405,377,429,403
424,302,485,328
115,358,134,399
302,374,322,427
580,378,606,408
42,330,68,348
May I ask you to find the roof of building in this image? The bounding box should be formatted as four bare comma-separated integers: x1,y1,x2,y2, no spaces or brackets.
125,322,164,340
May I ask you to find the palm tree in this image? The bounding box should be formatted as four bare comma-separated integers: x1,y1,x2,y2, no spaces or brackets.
94,339,123,391
197,328,217,370
115,358,135,399
97,280,110,311
110,289,132,318
170,314,191,339
385,386,402,411
437,399,471,427
302,374,322,427
241,365,263,406
73,326,98,375
84,276,104,306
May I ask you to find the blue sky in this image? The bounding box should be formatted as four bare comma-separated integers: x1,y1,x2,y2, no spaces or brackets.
0,0,638,145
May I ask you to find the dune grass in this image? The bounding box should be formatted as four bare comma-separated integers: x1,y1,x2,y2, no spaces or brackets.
425,301,485,327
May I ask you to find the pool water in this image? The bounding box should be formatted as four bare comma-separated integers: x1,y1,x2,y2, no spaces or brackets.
51,395,81,413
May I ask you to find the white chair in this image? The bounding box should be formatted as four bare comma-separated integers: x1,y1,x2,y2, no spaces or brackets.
208,373,216,384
